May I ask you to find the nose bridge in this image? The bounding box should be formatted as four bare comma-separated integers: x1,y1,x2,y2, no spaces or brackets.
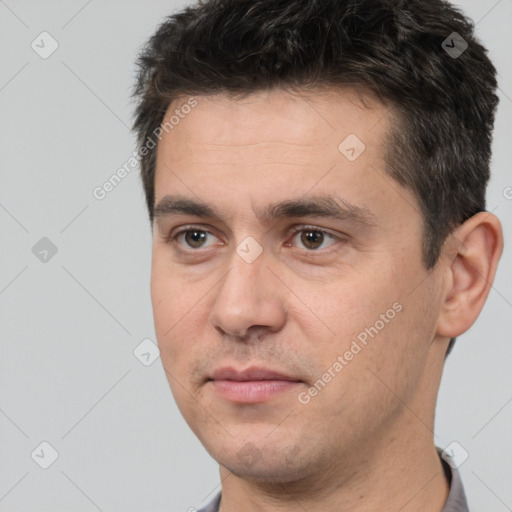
209,246,287,339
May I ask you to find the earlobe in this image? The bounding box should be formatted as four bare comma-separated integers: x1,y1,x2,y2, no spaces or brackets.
436,212,503,339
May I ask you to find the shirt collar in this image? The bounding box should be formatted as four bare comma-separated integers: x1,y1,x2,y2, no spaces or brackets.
438,448,469,512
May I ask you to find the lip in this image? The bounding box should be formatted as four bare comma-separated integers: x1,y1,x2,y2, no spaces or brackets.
208,366,302,403
210,366,299,382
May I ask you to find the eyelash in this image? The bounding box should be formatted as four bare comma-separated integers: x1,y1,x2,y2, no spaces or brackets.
168,225,344,253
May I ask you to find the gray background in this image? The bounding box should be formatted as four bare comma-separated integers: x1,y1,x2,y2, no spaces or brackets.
0,1,510,511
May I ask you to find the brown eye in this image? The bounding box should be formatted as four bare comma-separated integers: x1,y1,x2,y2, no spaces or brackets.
184,230,208,248
172,228,218,250
289,227,338,251
301,230,325,250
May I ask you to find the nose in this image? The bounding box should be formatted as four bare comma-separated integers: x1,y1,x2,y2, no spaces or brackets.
209,249,287,342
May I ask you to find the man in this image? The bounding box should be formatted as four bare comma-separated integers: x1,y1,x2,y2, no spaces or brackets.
132,0,503,510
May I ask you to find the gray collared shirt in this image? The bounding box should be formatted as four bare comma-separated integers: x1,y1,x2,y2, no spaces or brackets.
196,454,468,512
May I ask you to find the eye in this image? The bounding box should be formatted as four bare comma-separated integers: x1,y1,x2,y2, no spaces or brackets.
169,225,343,253
286,226,341,251
171,228,219,249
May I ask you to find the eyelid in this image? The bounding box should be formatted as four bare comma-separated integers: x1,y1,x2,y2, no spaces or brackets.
170,224,215,238
288,224,342,239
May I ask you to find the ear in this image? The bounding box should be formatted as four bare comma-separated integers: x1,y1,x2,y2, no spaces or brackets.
436,212,503,339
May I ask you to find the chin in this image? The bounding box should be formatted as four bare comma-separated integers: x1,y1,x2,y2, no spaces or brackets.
210,438,314,483
223,459,310,484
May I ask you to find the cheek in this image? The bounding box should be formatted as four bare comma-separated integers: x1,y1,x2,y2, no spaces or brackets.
150,268,211,419
300,272,392,346
297,265,423,391
150,255,206,363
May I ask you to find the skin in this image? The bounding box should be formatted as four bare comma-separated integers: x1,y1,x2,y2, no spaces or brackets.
150,88,503,512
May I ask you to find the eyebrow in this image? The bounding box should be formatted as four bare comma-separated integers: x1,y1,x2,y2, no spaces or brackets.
153,194,377,229
153,195,377,227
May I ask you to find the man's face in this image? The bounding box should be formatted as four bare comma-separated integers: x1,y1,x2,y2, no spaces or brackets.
151,89,446,483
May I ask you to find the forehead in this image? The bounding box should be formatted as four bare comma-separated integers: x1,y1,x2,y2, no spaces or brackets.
154,87,391,184
159,87,388,149
152,87,418,232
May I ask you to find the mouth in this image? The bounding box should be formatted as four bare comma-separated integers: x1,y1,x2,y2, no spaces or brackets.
208,366,303,403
